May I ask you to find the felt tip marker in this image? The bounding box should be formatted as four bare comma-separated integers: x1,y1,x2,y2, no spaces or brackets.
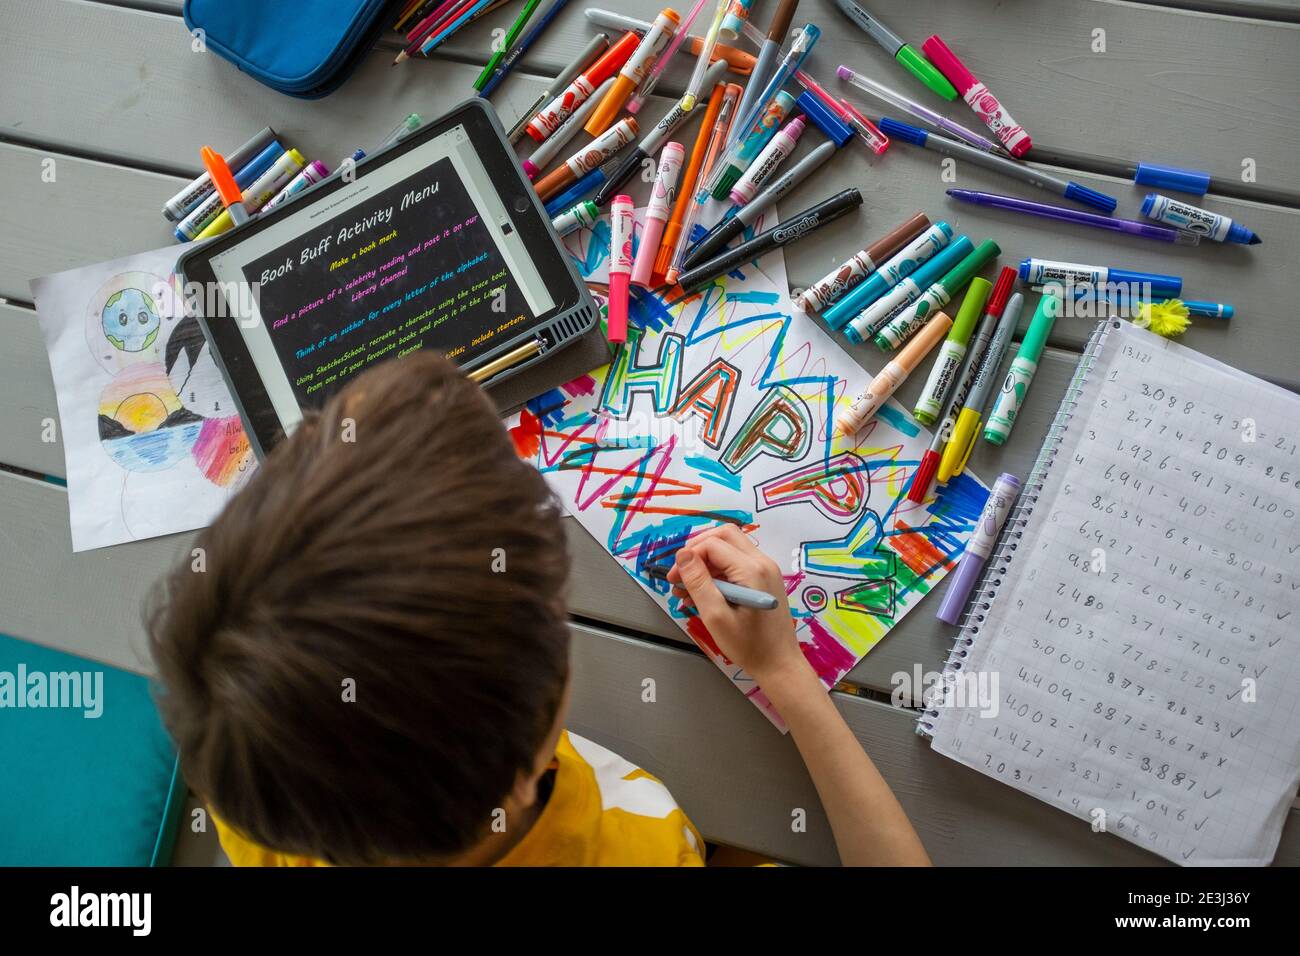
798,212,931,313
164,127,276,222
730,115,804,205
874,238,1001,351
935,472,1021,625
199,146,250,229
912,277,992,425
262,160,330,211
543,166,607,217
607,195,634,342
710,89,797,200
196,149,306,240
843,236,974,345
585,8,758,76
734,0,800,138
651,79,726,285
666,82,742,284
1018,258,1183,299
822,221,954,331
586,8,681,136
629,0,710,112
526,31,639,142
908,267,1016,501
921,35,1030,156
523,76,617,180
643,563,781,610
176,142,284,240
984,291,1061,445
534,117,639,201
836,311,953,437
633,142,686,286
937,292,1024,483
509,34,610,143
1141,193,1261,244
949,189,1195,245
551,199,601,236
832,0,957,100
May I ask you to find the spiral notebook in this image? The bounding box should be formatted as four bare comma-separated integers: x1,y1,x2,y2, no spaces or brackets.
919,319,1300,865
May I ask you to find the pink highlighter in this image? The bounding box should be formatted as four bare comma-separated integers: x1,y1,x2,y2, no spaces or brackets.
607,195,635,342
920,35,1031,157
631,142,685,288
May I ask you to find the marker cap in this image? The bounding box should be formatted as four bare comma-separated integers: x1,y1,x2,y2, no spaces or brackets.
878,116,927,146
918,36,975,94
794,91,853,147
951,277,993,342
1134,161,1211,196
896,44,958,100
935,238,1000,298
987,266,1017,316
1064,181,1118,213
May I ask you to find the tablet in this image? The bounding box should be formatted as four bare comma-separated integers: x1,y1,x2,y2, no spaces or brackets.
177,98,598,458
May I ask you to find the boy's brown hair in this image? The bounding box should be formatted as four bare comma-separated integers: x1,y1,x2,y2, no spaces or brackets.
148,353,571,864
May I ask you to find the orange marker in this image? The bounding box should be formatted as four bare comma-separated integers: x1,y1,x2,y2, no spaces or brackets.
585,8,680,137
527,32,640,144
200,146,249,226
650,80,725,285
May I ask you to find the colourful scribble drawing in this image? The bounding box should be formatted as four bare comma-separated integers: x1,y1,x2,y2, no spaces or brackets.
509,265,987,728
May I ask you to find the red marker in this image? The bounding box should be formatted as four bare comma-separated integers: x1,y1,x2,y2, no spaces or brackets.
526,31,640,143
921,35,1031,157
607,195,634,342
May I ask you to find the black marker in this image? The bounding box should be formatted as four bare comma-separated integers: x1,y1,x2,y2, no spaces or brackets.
682,140,837,270
676,188,863,293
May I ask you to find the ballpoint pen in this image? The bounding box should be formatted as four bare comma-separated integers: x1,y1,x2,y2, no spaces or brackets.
507,33,608,143
836,65,997,153
628,0,710,113
831,0,956,100
667,82,742,284
681,0,731,109
879,117,1115,212
948,189,1197,245
473,0,543,91
733,0,800,147
786,65,889,154
479,0,573,98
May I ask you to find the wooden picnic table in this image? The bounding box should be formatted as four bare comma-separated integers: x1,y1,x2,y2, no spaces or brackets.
2,0,1298,865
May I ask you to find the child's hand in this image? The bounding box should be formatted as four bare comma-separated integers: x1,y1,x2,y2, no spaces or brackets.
667,526,810,686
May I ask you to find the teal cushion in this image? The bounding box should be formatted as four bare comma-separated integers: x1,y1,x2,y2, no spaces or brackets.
0,633,184,865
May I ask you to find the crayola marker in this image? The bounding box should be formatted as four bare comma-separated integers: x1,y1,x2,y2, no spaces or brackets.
844,237,973,345
913,277,991,425
822,222,953,331
874,239,1000,350
984,291,1061,444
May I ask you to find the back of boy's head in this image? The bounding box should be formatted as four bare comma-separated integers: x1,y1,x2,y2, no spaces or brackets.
148,352,570,865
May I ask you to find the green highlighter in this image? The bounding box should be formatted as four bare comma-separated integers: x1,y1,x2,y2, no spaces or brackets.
833,0,958,101
912,277,992,424
874,239,1000,350
984,291,1062,445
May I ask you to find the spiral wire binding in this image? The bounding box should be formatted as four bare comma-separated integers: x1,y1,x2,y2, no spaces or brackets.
916,319,1120,737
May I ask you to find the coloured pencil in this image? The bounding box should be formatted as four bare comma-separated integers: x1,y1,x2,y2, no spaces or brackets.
473,0,543,91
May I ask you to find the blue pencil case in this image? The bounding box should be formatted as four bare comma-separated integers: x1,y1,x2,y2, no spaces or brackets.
183,0,405,98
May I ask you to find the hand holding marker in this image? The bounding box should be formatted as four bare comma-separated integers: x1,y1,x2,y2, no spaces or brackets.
984,291,1061,445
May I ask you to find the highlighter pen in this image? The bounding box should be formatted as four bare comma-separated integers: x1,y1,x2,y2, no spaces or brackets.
652,80,726,284
551,199,601,236
607,195,635,342
509,33,609,143
843,236,973,345
176,142,284,241
831,0,956,100
527,31,639,142
544,166,607,217
879,117,1116,212
595,58,727,206
681,0,730,108
534,117,639,201
730,115,804,205
633,142,686,287
586,8,681,137
683,140,837,269
164,126,276,222
984,291,1061,445
948,189,1196,245
262,160,330,212
822,221,953,331
644,563,780,610
798,212,930,313
473,0,543,91
734,0,801,146
937,292,1023,483
921,35,1029,156
1141,194,1261,245
912,277,991,424
874,238,1001,351
935,472,1021,625
196,149,306,240
836,311,952,436
677,188,863,292
198,146,250,230
666,82,742,284
710,89,797,199
585,8,757,75
629,0,710,113
908,267,1015,501
836,65,997,153
523,76,617,180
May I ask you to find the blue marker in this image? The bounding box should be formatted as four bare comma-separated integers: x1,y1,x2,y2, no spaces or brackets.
1179,300,1234,319
1141,194,1260,245
844,236,974,344
823,221,954,331
1019,258,1183,299
544,167,606,217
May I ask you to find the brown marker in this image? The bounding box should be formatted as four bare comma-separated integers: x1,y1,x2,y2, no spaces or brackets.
797,212,931,313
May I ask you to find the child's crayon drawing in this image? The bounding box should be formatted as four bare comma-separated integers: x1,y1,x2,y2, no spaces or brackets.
509,264,987,728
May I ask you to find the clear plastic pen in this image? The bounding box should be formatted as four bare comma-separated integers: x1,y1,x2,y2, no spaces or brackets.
681,0,731,110
628,0,711,114
836,64,1001,154
667,83,741,284
791,70,889,154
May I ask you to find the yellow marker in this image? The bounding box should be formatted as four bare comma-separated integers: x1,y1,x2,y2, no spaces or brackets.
195,149,306,240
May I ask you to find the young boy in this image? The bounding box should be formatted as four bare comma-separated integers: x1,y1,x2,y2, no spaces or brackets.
148,353,929,866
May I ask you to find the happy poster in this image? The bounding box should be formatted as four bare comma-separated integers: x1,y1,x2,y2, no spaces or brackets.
508,263,987,728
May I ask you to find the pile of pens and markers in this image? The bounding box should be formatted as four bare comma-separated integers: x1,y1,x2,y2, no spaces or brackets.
161,116,424,244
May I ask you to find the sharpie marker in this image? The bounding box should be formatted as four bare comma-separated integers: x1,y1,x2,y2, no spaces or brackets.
607,195,634,342
836,311,952,436
844,236,973,345
633,142,686,286
523,76,616,180
535,117,639,201
586,8,681,136
798,212,930,313
683,140,836,269
551,199,600,236
509,34,610,143
677,188,863,292
163,126,276,222
937,292,1023,483
935,472,1021,625
922,35,1030,156
526,31,638,142
644,563,780,610
1141,193,1261,244
874,238,1000,351
822,222,953,332
262,160,330,211
1018,258,1182,299
984,291,1060,445
912,277,991,424
908,267,1016,501
730,115,804,205
832,0,956,100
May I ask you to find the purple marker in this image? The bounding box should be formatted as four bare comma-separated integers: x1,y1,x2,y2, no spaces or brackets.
946,189,1198,246
936,472,1021,626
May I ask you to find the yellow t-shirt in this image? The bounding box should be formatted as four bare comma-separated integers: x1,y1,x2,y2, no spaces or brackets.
214,731,705,867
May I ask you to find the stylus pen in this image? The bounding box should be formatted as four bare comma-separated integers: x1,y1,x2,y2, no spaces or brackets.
677,188,862,292
507,33,609,144
467,338,546,384
643,563,781,610
682,139,835,269
732,0,800,149
522,76,617,180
